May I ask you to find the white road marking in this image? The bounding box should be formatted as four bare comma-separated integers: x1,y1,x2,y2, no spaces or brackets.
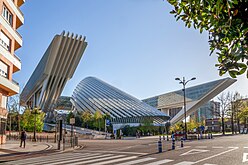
5,153,95,165
212,146,224,149
180,149,209,156
48,154,116,165
117,157,155,165
88,156,137,165
194,147,238,164
228,147,239,149
203,164,217,165
195,146,208,148
244,147,248,149
177,146,191,150
82,150,147,155
174,161,194,165
144,159,174,165
243,153,248,162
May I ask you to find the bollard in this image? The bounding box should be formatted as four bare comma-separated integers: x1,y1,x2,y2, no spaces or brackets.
167,135,169,141
172,138,175,150
158,140,162,153
159,135,161,141
211,133,213,139
181,138,184,147
163,135,165,140
208,134,210,139
197,134,200,140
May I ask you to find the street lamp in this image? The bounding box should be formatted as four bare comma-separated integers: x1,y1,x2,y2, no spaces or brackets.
32,107,40,142
175,77,196,140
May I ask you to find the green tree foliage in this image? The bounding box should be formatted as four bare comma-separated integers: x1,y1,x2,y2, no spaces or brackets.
93,110,103,131
167,0,248,78
20,109,45,132
238,100,248,126
81,111,93,128
170,121,183,133
187,119,199,132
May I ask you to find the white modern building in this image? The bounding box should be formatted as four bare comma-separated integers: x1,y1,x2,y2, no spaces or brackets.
20,32,87,119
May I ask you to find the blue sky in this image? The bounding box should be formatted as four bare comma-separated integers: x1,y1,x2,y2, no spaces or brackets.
15,0,248,100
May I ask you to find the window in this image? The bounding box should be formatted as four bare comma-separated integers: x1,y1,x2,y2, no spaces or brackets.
1,95,7,109
2,5,13,26
0,61,8,78
0,31,11,51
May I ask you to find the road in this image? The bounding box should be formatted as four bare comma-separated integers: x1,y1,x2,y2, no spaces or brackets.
4,134,248,165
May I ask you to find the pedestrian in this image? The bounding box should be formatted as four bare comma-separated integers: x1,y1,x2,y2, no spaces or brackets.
20,130,27,148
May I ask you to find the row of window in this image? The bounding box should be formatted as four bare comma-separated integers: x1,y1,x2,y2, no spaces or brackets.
0,30,11,52
2,5,13,26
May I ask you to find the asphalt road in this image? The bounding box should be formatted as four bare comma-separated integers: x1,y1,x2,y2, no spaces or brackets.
4,134,248,165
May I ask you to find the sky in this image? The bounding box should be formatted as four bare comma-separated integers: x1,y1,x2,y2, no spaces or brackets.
14,0,248,100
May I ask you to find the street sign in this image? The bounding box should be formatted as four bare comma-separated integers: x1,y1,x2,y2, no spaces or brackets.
56,114,66,121
106,119,111,126
70,118,75,124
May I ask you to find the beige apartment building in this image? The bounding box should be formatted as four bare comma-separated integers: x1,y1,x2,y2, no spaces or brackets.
0,0,24,144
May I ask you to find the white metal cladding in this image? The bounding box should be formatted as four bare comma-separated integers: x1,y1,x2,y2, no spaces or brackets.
71,77,170,124
20,31,87,112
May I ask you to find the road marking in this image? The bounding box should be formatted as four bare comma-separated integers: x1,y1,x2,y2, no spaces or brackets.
177,146,191,150
144,159,174,165
4,153,96,165
194,147,238,164
88,156,137,165
48,154,116,165
228,147,239,149
243,153,248,162
195,146,208,148
117,157,155,165
244,147,248,149
212,146,224,149
203,164,217,165
180,149,209,156
174,161,194,165
82,150,147,155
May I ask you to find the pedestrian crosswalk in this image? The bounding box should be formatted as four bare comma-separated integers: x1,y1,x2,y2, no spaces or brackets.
4,152,217,165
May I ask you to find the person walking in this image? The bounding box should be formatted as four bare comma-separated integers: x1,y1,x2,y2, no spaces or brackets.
20,130,27,148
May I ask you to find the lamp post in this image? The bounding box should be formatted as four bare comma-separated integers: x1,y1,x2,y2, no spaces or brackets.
32,107,40,142
175,77,196,140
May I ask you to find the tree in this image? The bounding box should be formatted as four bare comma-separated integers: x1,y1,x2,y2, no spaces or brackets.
229,92,243,134
93,110,103,132
238,100,248,128
81,111,93,128
21,109,45,132
7,95,23,133
215,92,232,135
167,0,248,78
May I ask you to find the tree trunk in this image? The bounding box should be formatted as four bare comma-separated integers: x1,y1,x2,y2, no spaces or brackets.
237,118,240,133
231,112,234,135
222,116,225,135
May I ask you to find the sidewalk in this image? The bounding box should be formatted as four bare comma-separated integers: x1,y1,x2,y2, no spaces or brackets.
0,140,57,163
0,140,55,154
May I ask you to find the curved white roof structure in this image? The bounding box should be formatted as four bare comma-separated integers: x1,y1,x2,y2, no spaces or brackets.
71,77,170,124
20,31,87,112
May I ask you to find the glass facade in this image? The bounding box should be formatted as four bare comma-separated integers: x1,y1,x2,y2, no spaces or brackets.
71,77,170,124
143,78,235,122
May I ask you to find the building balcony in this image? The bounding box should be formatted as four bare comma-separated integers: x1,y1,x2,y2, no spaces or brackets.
0,44,21,72
17,0,25,7
0,75,19,96
0,16,22,50
7,0,24,28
